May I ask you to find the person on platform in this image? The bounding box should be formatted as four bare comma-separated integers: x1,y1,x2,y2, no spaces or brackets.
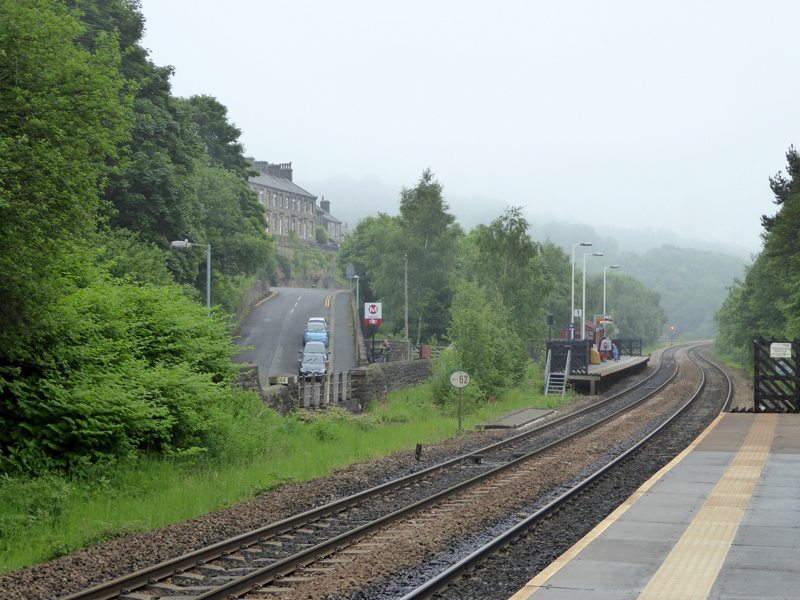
612,343,619,362
599,337,611,361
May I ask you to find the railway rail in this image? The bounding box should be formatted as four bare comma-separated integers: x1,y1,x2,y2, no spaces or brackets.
401,343,732,600
62,343,722,600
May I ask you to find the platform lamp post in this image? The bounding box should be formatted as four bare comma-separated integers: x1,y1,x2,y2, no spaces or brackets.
603,265,619,315
582,252,603,340
571,242,592,340
171,239,211,316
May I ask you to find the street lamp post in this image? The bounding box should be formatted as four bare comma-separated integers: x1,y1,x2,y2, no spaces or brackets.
571,242,592,340
353,275,359,315
603,265,619,315
171,239,211,316
582,252,603,340
404,255,409,341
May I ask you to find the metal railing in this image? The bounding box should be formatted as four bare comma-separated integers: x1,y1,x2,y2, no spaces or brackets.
295,371,352,407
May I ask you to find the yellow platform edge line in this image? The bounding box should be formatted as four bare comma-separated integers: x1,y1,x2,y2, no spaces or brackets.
636,413,776,600
508,413,728,600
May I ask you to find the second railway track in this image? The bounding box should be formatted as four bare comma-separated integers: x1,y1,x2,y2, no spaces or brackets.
60,343,731,600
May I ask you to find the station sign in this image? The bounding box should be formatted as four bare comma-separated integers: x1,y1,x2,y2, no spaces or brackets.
365,302,382,325
770,342,792,358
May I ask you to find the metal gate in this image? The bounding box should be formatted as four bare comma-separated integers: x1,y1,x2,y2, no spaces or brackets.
754,337,799,412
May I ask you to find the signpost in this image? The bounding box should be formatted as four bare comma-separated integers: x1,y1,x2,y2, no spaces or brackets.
365,303,382,362
450,371,471,433
365,302,382,325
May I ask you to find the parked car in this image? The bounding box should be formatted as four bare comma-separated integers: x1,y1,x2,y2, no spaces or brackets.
304,320,329,346
302,341,328,357
298,352,328,378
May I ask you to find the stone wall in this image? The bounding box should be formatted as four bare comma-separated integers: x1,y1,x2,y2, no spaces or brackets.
232,279,270,332
232,363,297,416
233,356,433,415
349,358,432,408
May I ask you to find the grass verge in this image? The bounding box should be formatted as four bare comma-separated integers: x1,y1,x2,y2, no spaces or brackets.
0,377,574,574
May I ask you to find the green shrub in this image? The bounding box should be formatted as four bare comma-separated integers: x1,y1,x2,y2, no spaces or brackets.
0,277,251,475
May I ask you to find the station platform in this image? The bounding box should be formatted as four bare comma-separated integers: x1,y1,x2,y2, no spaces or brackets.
568,355,650,395
509,412,800,600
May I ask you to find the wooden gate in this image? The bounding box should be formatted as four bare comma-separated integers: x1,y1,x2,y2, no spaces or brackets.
753,337,799,412
612,339,643,356
546,340,592,375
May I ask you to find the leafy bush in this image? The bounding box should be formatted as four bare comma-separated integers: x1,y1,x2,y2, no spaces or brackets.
0,277,250,475
428,279,527,404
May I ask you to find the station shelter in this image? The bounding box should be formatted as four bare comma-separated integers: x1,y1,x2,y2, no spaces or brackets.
560,320,596,341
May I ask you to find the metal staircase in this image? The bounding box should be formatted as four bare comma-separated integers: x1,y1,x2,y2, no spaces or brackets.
544,348,570,397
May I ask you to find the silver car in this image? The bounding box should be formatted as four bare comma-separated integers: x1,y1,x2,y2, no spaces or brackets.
298,352,328,379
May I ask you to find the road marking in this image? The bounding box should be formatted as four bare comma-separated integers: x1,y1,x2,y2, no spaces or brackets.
325,293,334,307
254,290,277,307
328,293,336,364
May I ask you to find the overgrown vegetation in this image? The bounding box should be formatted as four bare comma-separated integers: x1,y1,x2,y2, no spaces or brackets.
0,375,572,574
1,1,277,478
715,146,800,368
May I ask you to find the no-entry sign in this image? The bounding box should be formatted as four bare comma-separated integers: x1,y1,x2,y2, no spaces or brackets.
365,302,382,325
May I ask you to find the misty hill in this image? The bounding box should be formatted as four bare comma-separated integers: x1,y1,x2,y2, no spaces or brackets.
303,175,749,340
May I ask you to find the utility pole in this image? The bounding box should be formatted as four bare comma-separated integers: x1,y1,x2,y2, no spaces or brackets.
404,255,409,342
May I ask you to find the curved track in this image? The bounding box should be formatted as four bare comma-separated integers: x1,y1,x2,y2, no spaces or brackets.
402,343,732,600
64,344,726,600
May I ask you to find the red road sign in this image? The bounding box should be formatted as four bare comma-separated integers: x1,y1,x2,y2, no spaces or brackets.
365,303,382,325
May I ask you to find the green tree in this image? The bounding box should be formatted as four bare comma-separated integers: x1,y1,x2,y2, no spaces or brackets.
430,279,526,401
0,0,133,349
398,170,462,343
536,241,572,336
316,226,329,245
182,94,254,179
602,274,668,344
760,146,800,336
466,207,545,339
338,213,403,327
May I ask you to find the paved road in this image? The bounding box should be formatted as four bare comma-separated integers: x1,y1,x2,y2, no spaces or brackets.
235,287,355,387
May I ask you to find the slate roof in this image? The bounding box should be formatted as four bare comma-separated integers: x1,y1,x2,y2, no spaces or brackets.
248,172,317,199
316,206,341,225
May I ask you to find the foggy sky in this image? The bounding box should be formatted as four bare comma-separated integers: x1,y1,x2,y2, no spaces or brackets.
140,0,799,255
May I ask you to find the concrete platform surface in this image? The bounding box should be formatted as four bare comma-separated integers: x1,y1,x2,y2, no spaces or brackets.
478,407,553,429
509,412,800,600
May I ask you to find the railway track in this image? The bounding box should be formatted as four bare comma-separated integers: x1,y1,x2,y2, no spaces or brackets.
63,344,720,600
401,343,732,600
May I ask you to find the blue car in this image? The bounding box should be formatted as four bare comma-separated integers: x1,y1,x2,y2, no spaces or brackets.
303,321,329,346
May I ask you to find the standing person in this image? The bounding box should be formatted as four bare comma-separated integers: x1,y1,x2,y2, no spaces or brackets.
383,339,391,362
599,337,611,361
612,343,619,362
